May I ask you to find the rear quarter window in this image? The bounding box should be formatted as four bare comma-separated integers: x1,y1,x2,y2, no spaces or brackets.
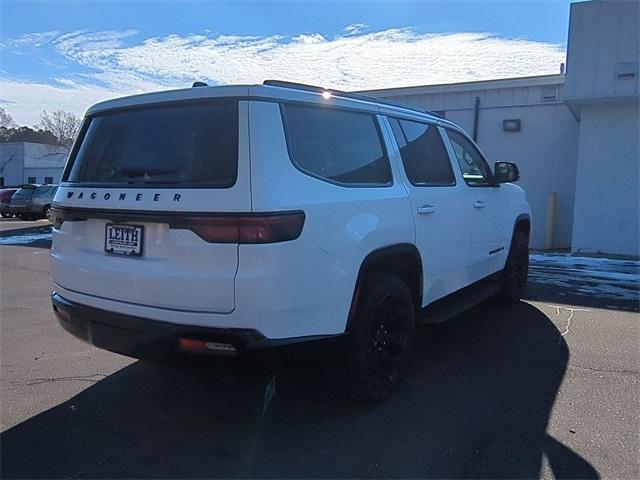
65,101,238,187
281,104,392,186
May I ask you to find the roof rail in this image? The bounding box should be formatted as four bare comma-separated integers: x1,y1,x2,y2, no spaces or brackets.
262,79,441,118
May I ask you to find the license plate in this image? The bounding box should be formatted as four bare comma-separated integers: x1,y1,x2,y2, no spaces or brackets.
105,224,143,257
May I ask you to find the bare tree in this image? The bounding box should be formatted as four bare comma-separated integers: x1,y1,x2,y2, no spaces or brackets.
0,107,16,128
38,109,81,148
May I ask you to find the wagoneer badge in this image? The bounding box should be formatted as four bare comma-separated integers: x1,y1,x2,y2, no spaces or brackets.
66,191,182,202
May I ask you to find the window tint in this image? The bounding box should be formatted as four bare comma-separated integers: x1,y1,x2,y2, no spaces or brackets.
445,129,492,186
66,102,238,187
389,118,455,186
282,104,391,186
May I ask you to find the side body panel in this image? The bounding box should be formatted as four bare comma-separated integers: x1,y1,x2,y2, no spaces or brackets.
379,117,472,306
440,128,512,282
503,183,533,241
245,100,414,336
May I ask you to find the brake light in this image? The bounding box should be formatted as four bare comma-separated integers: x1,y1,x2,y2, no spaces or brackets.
178,211,305,244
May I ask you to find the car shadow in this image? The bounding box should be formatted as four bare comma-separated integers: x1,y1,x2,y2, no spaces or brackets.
1,301,599,479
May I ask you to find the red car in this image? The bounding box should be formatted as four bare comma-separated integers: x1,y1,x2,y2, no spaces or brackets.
0,188,18,218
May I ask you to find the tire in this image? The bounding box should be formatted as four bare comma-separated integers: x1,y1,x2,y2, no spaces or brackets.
43,205,52,222
499,229,529,302
1,212,11,218
347,273,416,403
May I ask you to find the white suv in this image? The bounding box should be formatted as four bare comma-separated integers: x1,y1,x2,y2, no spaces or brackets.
51,80,531,401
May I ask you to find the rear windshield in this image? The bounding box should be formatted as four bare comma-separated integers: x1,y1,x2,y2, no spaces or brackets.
35,185,57,196
65,101,238,187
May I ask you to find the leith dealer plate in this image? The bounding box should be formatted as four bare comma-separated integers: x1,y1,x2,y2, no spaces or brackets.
104,223,143,257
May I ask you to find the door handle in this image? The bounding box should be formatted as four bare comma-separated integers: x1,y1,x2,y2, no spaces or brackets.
473,201,487,209
417,204,437,215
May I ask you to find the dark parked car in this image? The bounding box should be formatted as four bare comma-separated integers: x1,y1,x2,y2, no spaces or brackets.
0,188,18,218
9,184,39,220
27,184,58,220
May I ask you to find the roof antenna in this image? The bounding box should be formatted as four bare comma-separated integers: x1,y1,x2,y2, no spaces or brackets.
192,81,208,87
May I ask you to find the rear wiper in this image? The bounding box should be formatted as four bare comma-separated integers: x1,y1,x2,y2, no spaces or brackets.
126,180,181,185
118,166,178,178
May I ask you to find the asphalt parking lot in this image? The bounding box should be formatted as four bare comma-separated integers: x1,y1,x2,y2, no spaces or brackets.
1,225,638,479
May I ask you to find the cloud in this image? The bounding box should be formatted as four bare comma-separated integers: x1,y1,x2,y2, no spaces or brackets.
342,23,368,36
2,31,61,48
0,77,128,127
1,27,565,125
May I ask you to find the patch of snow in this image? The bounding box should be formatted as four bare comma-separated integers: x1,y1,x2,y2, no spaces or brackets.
0,232,52,245
529,253,639,302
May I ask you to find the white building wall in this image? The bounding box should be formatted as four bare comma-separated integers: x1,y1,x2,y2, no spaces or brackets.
0,142,67,185
571,101,639,256
565,0,639,103
22,143,68,184
565,0,640,257
447,104,579,250
23,168,65,184
0,143,26,186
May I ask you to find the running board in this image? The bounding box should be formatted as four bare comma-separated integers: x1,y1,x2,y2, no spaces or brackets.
417,275,502,325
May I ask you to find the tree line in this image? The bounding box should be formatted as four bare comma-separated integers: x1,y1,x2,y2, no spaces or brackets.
0,106,81,149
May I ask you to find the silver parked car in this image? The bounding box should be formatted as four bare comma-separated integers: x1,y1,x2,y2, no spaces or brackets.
28,184,58,220
10,184,57,220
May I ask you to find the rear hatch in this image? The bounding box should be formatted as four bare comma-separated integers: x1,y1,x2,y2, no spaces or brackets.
51,98,251,314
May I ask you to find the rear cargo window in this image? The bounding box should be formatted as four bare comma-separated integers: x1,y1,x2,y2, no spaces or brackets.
281,104,392,186
66,101,238,187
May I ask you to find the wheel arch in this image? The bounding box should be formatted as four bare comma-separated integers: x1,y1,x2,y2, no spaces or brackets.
513,213,531,243
345,243,423,333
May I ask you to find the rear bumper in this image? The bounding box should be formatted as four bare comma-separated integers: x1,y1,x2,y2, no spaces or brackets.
52,292,348,362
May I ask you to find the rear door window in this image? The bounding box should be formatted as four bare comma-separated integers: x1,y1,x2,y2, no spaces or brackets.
281,104,392,186
66,101,238,187
389,118,455,186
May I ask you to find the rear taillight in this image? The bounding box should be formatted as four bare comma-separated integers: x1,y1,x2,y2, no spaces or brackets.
177,211,305,244
178,338,237,355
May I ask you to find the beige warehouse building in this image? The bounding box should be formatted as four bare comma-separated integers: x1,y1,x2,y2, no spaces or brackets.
361,0,639,257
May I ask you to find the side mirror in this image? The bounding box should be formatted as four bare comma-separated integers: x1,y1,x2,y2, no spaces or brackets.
493,161,520,184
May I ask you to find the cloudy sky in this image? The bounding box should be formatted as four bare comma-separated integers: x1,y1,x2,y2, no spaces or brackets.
1,0,573,125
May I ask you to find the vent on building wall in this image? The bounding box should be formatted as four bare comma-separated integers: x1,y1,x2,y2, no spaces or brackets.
541,86,558,102
616,61,638,80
